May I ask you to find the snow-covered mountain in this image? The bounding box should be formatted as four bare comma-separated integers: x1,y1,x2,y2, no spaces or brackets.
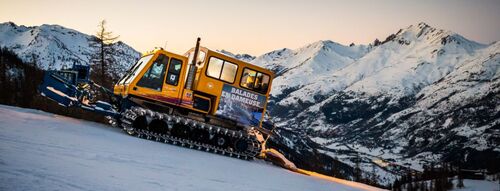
217,49,256,62
258,23,488,106
253,40,369,96
246,23,499,185
0,22,140,78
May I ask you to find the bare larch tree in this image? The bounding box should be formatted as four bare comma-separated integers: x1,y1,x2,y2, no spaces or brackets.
91,19,119,88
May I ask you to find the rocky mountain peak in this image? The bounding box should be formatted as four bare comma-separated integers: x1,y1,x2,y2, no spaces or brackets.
217,49,256,62
382,22,486,51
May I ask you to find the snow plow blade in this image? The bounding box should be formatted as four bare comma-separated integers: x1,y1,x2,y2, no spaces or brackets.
39,70,79,107
38,66,119,117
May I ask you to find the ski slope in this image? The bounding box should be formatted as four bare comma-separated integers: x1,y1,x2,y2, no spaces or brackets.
0,105,382,191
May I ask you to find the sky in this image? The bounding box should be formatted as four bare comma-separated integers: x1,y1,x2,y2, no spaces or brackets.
0,0,499,55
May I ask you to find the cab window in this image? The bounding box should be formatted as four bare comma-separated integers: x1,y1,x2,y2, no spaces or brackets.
240,68,270,94
136,55,168,91
206,57,238,83
166,58,183,86
120,54,154,85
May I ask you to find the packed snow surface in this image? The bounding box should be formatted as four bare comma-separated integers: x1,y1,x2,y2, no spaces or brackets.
0,105,382,191
451,179,499,191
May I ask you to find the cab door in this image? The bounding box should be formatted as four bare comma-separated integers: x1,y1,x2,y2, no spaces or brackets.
131,54,169,101
162,56,185,104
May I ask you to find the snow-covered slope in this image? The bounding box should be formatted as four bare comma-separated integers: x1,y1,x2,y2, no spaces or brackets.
376,40,500,153
0,22,140,78
252,40,369,96
451,179,500,191
0,104,383,191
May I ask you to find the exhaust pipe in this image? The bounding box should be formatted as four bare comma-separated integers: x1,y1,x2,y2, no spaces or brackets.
185,37,200,90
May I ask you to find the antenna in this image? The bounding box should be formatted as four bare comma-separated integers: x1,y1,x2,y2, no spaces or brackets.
164,41,168,50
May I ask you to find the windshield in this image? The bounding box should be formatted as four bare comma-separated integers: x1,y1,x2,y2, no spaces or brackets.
118,54,154,85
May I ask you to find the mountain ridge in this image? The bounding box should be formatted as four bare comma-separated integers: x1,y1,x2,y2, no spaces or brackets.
0,21,140,79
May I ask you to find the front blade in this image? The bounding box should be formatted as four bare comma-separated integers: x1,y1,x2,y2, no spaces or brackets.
38,71,78,107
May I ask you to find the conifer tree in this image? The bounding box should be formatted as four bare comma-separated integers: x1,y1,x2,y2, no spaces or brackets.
90,19,119,88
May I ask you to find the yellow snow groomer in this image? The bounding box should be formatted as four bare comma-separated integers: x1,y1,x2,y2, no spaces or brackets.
113,38,274,159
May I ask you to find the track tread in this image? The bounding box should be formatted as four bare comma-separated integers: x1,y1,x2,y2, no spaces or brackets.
119,107,262,160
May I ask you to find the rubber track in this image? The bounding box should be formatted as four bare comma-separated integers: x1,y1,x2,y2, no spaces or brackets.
118,107,262,160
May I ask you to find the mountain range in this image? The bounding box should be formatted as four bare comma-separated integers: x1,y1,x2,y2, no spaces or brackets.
0,22,140,79
248,22,499,185
1,21,498,186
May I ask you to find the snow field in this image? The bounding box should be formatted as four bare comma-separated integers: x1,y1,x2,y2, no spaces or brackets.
0,105,383,191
